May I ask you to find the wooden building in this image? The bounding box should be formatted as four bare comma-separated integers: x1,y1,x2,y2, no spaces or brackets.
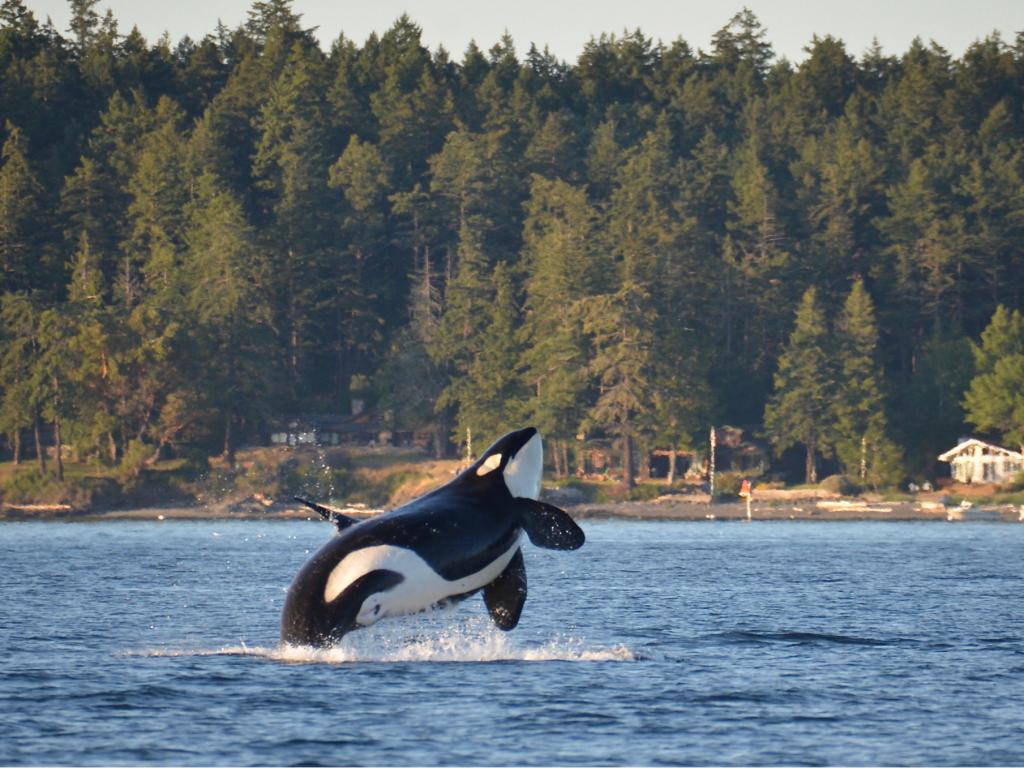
938,438,1023,484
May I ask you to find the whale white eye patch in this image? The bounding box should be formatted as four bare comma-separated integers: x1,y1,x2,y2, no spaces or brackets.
476,453,502,476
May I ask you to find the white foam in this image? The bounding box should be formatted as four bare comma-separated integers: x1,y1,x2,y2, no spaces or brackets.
127,619,635,665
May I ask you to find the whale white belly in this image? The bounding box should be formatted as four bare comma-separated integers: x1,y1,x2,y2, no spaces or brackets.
324,536,522,625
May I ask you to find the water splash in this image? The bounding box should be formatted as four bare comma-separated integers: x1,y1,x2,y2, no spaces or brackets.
130,618,635,664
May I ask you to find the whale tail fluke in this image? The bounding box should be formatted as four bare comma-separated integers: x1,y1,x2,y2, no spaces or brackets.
484,548,527,630
520,499,585,550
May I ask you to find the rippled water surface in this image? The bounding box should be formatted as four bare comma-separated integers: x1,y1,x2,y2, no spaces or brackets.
2,519,1023,765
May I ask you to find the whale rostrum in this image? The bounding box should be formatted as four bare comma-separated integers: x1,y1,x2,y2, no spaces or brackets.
280,427,585,647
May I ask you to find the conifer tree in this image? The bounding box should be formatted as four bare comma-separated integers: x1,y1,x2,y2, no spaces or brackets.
371,18,453,187
67,0,100,53
183,173,273,465
963,306,1024,451
725,121,793,370
0,122,41,292
764,287,835,483
0,293,44,472
327,135,395,396
519,177,600,475
437,262,526,448
253,41,335,396
123,97,189,308
583,280,654,489
584,118,621,200
877,155,963,339
832,279,902,483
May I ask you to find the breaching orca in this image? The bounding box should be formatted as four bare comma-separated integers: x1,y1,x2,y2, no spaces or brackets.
280,427,585,647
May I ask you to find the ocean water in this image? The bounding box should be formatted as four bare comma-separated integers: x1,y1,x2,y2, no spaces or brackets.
1,518,1022,766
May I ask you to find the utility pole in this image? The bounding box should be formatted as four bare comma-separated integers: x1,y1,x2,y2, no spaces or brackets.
709,426,716,499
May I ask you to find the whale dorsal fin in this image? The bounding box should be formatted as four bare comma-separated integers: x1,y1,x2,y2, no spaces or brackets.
520,499,585,550
293,496,359,531
484,548,527,630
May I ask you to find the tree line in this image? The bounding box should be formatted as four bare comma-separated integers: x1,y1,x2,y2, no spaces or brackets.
1,0,1023,487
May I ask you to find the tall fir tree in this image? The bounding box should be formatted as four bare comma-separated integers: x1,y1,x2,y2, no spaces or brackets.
963,306,1024,451
518,176,601,476
0,122,41,292
832,279,902,485
764,287,835,483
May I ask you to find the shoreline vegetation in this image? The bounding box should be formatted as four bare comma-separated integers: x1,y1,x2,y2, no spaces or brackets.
2,445,1022,523
1,2,1024,502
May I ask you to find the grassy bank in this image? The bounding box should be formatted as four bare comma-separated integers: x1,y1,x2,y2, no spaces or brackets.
0,445,462,514
4,447,1024,519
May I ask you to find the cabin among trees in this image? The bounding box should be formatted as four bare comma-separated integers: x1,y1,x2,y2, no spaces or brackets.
938,439,1024,484
269,412,386,447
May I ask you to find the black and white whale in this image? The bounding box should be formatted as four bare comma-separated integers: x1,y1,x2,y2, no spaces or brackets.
280,427,585,647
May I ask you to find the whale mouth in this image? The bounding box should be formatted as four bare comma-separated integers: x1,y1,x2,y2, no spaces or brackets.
503,430,543,500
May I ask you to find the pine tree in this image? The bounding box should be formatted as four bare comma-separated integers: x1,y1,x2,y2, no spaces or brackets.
183,173,273,465
832,279,901,484
963,306,1024,451
67,0,100,53
725,121,793,371
0,293,45,473
437,262,526,448
877,154,964,340
123,97,189,308
959,103,1024,314
252,41,335,397
519,177,600,475
327,135,395,400
0,122,41,292
370,16,453,186
764,287,835,483
584,118,622,199
524,111,579,181
583,280,654,489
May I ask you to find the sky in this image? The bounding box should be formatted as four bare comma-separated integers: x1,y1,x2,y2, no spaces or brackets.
26,0,1024,63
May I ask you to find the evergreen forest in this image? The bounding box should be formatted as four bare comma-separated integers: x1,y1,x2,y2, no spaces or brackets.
2,0,1024,490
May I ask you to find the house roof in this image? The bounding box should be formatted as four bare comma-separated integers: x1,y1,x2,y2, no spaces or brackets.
937,438,1023,462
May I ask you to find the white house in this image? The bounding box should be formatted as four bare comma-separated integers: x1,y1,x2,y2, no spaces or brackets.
938,439,1024,484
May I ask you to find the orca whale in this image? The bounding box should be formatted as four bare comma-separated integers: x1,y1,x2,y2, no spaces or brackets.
280,427,585,647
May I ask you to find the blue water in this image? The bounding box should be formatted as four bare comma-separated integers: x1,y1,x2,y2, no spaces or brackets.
1,519,1023,766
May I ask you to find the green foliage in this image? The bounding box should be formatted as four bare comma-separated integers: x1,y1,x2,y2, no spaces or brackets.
831,279,903,485
117,439,151,489
438,262,526,447
763,287,834,483
1,468,61,503
713,471,745,499
625,483,667,502
0,121,42,291
0,4,1022,501
963,306,1024,450
818,474,862,496
1000,471,1024,493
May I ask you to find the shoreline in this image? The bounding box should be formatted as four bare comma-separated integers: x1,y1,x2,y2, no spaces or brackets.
3,497,1022,524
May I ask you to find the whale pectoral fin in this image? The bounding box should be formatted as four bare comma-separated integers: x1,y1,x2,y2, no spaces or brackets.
294,496,359,530
520,500,585,550
483,548,526,631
